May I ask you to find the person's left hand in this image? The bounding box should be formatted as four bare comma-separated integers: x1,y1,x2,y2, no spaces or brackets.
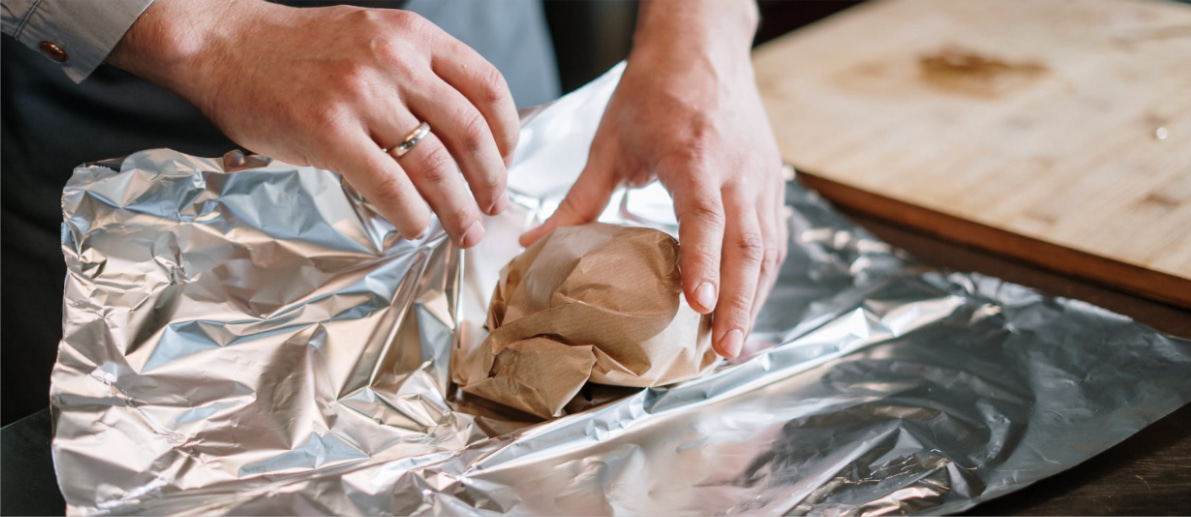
519,45,787,360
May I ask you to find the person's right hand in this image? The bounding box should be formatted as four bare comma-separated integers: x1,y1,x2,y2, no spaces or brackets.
108,0,519,248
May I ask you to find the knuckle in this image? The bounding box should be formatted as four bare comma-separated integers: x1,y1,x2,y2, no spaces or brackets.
734,232,765,263
371,37,406,67
335,62,374,98
367,39,420,77
672,132,717,167
410,146,455,183
683,139,716,167
685,198,725,227
728,171,755,193
390,9,429,32
661,149,709,178
680,243,719,271
477,65,510,104
723,293,755,318
658,154,718,189
761,246,784,275
368,171,407,208
357,11,431,68
311,103,351,132
458,111,490,154
341,5,374,25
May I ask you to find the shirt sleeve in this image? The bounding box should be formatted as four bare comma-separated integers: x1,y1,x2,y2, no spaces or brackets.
2,0,155,83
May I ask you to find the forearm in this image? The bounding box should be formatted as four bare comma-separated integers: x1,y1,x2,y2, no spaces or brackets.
632,0,758,62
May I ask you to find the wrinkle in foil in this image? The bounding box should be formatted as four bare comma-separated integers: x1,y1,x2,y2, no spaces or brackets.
52,64,1191,515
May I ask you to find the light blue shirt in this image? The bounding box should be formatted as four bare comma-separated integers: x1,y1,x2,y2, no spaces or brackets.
2,0,154,83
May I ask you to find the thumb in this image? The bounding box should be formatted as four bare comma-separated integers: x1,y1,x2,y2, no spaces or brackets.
519,147,621,247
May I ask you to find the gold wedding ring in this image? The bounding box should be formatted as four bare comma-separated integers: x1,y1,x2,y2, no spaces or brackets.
389,121,431,158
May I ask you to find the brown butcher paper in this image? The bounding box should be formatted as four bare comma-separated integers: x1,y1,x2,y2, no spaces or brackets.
453,223,718,418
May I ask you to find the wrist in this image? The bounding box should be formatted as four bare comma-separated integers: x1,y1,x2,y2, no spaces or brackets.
108,0,268,102
632,0,757,64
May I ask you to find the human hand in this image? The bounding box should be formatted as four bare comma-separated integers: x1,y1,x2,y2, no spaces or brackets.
108,0,518,247
519,4,786,360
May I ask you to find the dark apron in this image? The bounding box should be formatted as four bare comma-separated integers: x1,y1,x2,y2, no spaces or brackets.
0,0,559,424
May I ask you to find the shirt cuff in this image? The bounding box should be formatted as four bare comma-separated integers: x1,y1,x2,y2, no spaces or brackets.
2,0,155,83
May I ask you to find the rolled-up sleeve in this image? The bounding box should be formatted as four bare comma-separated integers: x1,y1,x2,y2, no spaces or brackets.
2,0,155,82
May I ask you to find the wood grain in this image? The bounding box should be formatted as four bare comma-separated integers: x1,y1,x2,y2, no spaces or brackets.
754,0,1191,307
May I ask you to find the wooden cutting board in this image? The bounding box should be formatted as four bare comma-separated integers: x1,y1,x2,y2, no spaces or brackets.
754,0,1191,308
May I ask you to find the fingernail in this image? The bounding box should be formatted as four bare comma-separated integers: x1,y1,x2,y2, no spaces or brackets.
695,282,716,312
489,195,508,215
719,329,743,359
460,221,485,248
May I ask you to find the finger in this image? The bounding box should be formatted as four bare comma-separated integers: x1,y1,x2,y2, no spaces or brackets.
670,176,725,315
407,78,508,215
751,171,785,322
371,96,486,248
329,130,431,240
776,166,789,265
713,188,765,360
518,138,621,247
429,39,520,164
392,130,487,249
777,168,789,259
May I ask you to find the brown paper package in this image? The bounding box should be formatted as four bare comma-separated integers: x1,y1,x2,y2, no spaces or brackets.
453,223,719,418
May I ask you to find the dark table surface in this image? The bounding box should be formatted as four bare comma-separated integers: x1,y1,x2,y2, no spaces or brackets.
3,205,1189,516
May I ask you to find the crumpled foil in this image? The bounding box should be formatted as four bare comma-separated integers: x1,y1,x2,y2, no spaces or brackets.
52,64,1191,516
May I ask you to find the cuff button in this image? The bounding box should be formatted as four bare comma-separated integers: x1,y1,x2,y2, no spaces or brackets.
39,41,68,63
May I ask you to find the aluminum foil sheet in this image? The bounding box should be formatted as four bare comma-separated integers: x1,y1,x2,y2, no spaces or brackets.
52,64,1191,515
